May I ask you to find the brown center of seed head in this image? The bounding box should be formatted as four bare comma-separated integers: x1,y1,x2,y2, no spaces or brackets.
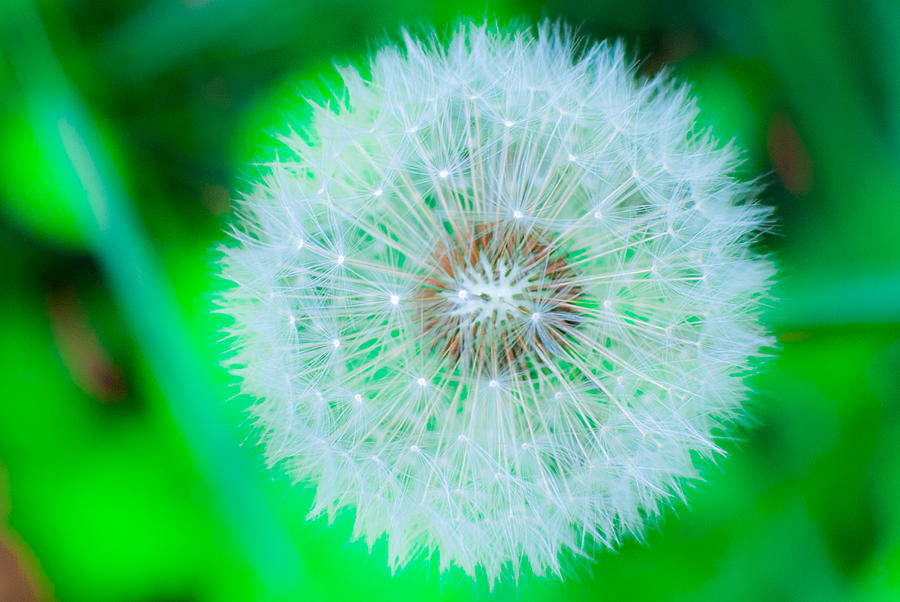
416,222,582,373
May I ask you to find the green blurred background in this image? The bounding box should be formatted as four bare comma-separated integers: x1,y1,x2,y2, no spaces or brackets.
1,0,899,600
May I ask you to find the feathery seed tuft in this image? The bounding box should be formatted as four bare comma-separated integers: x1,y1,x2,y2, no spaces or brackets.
218,20,775,584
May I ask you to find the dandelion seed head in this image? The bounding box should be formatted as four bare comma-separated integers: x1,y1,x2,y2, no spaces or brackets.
218,20,774,585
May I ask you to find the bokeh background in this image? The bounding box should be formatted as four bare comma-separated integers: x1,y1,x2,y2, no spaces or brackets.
1,0,899,600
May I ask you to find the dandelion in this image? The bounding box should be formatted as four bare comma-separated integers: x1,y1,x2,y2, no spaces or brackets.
218,20,774,584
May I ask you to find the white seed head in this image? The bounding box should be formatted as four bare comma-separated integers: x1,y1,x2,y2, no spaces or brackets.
217,20,774,585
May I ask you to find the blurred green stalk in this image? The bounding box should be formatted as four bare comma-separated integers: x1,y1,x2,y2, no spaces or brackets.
2,1,314,598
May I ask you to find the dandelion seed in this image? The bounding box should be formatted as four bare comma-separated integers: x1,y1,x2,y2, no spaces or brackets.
217,20,774,586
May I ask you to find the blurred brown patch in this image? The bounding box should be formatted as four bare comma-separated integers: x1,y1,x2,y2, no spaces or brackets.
778,330,812,343
0,466,48,601
642,30,699,74
768,112,814,195
0,535,44,602
201,182,231,215
47,287,126,403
